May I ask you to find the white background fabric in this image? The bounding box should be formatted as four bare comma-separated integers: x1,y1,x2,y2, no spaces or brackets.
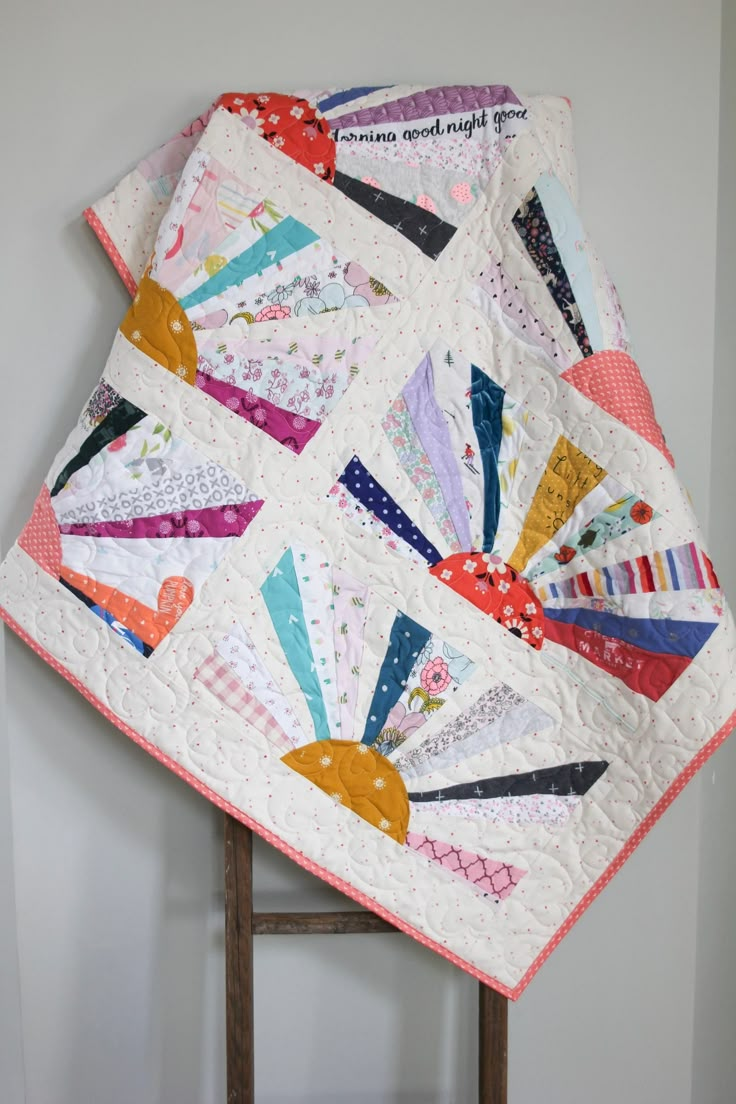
0,1,734,1102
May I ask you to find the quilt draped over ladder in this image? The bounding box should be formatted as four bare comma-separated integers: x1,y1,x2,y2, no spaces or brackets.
2,83,734,999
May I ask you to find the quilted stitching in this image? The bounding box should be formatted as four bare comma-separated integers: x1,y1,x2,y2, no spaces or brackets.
2,84,733,1000
561,349,675,465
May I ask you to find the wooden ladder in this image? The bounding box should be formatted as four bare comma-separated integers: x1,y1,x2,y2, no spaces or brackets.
224,816,508,1103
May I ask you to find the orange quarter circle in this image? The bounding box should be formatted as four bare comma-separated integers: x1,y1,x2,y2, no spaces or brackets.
281,739,410,845
119,274,198,384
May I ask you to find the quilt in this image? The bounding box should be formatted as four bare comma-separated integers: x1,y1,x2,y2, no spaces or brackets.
2,83,734,999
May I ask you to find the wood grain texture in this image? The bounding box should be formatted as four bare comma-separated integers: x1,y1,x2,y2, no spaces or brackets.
252,910,397,935
224,821,509,1101
224,815,254,1104
479,981,508,1103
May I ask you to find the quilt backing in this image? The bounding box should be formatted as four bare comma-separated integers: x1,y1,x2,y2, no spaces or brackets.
2,83,734,998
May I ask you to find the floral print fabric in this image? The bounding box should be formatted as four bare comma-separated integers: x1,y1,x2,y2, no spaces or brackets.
512,186,592,357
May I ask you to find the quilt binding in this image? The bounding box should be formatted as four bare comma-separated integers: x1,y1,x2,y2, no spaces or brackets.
2,602,733,1000
38,109,731,999
83,207,137,297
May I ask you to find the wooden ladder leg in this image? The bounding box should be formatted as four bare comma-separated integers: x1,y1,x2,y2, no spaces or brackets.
223,818,509,1103
224,817,254,1104
479,982,508,1103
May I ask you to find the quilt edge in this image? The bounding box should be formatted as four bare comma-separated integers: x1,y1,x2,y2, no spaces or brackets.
0,602,518,999
512,701,736,996
83,207,137,298
2,599,734,1002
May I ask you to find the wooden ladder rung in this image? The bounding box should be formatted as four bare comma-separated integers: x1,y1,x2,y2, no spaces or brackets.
252,910,396,935
225,814,507,1103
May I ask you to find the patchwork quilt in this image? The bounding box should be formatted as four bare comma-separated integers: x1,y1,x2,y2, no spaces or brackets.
3,83,735,999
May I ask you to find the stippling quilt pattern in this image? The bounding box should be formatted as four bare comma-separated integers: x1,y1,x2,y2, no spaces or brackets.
3,84,735,998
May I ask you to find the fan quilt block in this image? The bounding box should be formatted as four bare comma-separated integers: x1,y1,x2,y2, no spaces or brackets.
2,83,734,999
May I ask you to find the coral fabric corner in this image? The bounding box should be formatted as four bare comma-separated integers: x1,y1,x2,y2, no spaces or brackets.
3,84,735,999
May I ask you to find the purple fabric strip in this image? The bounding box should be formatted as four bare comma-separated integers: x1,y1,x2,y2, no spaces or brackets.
329,84,521,130
196,372,321,453
674,544,698,589
60,500,264,539
402,355,472,550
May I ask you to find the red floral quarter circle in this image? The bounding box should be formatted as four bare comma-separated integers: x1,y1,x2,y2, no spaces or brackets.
430,552,545,650
217,92,336,183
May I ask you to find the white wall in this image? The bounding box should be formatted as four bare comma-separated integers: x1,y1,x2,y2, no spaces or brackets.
0,2,729,1101
0,632,25,1102
691,1,736,1101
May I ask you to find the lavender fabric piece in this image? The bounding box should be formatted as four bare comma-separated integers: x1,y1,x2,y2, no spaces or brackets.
329,84,521,130
403,355,472,550
674,544,699,588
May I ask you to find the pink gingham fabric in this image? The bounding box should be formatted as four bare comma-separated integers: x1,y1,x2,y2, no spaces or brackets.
194,653,293,753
